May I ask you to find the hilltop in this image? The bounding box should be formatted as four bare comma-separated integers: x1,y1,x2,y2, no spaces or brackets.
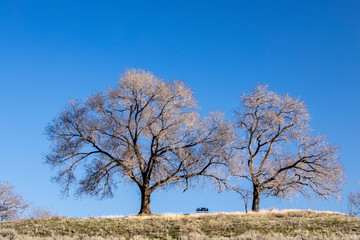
0,210,359,240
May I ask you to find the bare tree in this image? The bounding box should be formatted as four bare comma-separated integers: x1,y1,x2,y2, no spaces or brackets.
232,186,252,213
29,206,57,219
0,182,29,221
45,69,233,214
229,84,344,212
348,182,360,216
347,192,360,216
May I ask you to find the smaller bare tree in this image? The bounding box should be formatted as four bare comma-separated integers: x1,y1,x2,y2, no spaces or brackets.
232,186,252,213
230,84,344,212
0,182,29,221
348,186,360,216
29,206,57,219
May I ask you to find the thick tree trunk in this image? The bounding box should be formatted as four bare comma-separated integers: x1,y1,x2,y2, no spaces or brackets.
251,184,261,212
138,187,152,214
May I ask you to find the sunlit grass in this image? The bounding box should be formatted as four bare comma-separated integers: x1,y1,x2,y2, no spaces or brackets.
0,210,359,239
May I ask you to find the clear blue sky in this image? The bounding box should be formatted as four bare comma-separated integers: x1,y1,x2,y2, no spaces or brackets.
0,0,359,217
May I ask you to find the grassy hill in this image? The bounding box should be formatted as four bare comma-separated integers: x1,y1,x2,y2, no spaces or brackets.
0,210,359,240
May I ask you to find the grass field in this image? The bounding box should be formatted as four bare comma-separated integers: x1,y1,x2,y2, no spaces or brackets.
0,210,359,240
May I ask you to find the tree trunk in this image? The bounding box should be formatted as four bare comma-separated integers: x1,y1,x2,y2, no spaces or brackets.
251,184,261,212
138,187,152,214
244,200,248,214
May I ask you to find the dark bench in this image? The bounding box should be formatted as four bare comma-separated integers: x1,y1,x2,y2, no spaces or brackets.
196,207,209,213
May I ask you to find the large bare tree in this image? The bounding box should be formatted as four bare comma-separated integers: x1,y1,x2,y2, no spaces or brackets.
45,69,233,214
0,182,29,221
230,84,344,212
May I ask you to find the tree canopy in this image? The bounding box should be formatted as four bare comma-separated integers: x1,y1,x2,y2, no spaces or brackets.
45,69,233,214
0,181,29,221
229,84,344,212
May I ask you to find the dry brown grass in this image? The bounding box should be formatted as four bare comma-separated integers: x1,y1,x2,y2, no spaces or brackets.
0,210,359,240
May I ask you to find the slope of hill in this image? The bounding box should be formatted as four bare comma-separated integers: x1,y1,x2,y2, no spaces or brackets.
0,210,359,240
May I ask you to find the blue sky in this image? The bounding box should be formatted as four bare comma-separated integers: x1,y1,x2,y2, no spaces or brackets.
0,0,359,217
